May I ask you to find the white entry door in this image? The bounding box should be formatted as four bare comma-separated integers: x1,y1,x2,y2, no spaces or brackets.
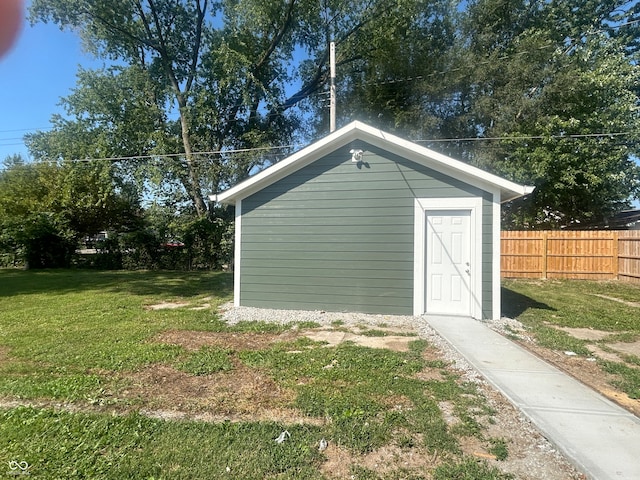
425,210,471,316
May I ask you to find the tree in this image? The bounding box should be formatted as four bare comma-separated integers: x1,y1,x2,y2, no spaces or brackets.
0,155,140,268
28,0,457,215
331,0,457,138
498,36,640,227
28,0,640,228
450,0,640,228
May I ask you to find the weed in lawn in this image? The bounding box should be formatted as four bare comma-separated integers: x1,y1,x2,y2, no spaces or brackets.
226,320,303,334
488,437,509,461
349,464,431,480
0,269,233,301
408,339,429,354
600,332,639,343
599,361,640,399
239,339,487,456
0,270,234,401
531,326,591,355
621,353,640,367
503,280,640,333
0,370,106,402
358,328,418,338
0,270,545,478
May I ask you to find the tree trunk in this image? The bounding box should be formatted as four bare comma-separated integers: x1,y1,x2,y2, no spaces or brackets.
177,96,208,217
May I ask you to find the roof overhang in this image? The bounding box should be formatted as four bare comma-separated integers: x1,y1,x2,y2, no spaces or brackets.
210,121,534,205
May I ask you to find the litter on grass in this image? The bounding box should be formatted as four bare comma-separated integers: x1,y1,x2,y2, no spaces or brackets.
318,438,328,451
274,430,291,444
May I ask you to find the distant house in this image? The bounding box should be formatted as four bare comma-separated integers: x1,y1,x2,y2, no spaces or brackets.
606,210,640,230
565,210,640,230
211,121,533,319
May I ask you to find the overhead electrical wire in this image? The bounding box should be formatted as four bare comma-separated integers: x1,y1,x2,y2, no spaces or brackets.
0,143,304,170
353,17,640,89
415,132,633,144
2,17,639,168
1,131,636,173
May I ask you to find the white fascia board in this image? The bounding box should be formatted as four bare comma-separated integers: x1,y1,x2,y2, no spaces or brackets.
211,120,534,205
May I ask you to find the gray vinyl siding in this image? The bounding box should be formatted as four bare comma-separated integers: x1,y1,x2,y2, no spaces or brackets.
240,142,493,316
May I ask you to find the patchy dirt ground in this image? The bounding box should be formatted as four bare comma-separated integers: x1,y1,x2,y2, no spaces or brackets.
0,311,590,479
120,323,584,480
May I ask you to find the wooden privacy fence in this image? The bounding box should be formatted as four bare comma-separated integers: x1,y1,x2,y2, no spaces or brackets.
501,230,640,284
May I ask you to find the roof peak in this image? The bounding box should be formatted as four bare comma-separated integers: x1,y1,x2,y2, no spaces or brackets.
212,121,534,205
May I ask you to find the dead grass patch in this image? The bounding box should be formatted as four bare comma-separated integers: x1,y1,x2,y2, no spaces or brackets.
380,394,414,412
592,294,640,308
319,441,440,479
608,340,640,358
121,361,312,423
0,345,11,366
153,326,420,355
303,328,416,352
144,301,190,310
555,326,613,341
152,329,298,352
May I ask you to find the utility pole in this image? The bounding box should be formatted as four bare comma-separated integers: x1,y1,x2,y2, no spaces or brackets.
329,41,336,133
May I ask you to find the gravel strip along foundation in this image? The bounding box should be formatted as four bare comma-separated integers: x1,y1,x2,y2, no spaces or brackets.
220,304,584,480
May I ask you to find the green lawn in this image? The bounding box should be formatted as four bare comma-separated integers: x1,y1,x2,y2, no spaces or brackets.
0,270,233,400
502,278,640,398
0,269,510,479
502,279,640,333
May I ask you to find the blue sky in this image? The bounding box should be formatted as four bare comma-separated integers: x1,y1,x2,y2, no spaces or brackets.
0,4,97,162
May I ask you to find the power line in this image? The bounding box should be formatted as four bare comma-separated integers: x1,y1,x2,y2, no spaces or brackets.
3,19,638,145
2,131,634,171
415,132,633,144
12,143,304,167
3,18,639,160
357,44,557,88
0,127,52,134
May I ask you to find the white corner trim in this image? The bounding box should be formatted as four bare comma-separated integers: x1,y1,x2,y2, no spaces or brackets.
413,197,483,318
233,199,242,307
492,192,502,320
413,200,426,316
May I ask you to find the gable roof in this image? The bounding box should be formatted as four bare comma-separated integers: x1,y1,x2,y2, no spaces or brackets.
211,121,534,205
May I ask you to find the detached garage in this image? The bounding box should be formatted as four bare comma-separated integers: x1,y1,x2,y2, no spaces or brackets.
211,121,533,320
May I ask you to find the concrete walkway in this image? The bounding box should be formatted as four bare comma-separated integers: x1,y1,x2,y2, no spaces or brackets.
424,315,640,480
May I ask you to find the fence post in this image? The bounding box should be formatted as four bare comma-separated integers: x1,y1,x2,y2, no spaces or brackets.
613,231,619,280
542,231,548,279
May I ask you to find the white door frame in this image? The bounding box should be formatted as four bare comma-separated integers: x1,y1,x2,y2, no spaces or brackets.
413,197,483,318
